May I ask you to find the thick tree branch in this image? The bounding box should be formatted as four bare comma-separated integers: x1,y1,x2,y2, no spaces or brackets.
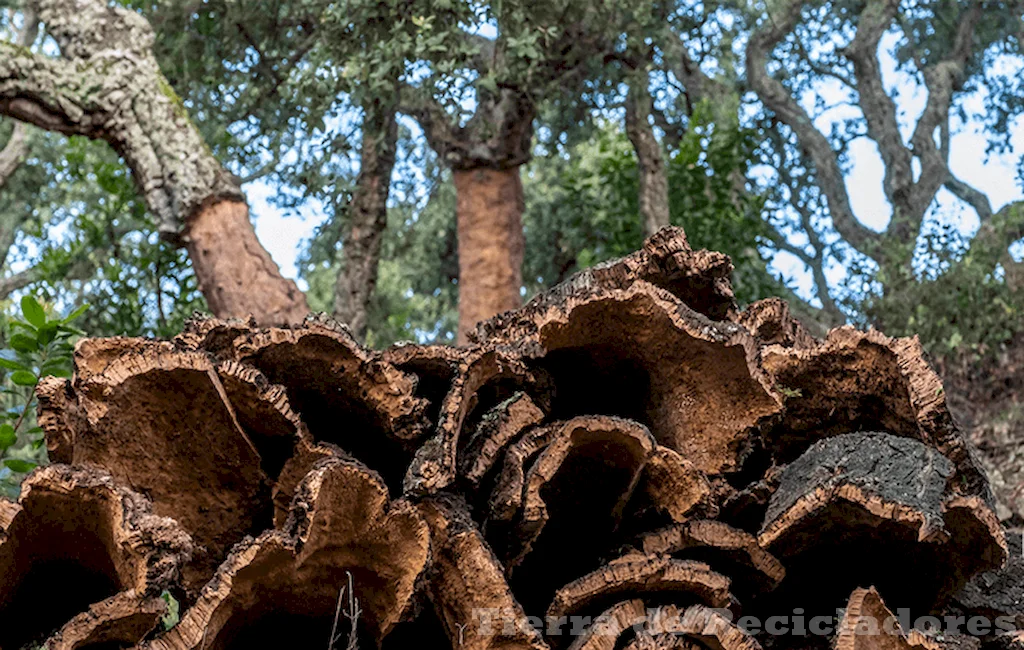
0,0,309,324
0,0,242,238
0,9,39,191
899,3,983,239
399,83,533,171
398,86,461,164
0,265,39,299
773,145,846,325
0,123,28,190
746,0,883,262
662,32,730,112
846,0,914,216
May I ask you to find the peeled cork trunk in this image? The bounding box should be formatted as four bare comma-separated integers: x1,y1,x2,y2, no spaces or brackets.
454,167,525,344
11,227,1020,650
0,0,309,326
187,200,309,326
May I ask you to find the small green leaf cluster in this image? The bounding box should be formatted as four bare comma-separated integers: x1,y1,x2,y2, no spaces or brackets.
0,296,87,498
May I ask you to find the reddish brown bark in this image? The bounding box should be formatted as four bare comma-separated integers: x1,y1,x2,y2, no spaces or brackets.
18,231,1011,650
186,199,310,326
454,167,525,344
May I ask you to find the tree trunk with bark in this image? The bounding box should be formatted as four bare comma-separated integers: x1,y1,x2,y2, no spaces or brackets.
403,87,534,343
625,74,671,238
0,0,308,325
333,103,399,340
453,167,525,345
187,199,309,325
10,228,1017,650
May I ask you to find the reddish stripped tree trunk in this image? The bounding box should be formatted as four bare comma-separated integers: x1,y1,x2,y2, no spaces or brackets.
453,167,525,344
186,199,310,326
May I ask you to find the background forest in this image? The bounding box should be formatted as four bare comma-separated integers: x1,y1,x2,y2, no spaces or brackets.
1,0,1024,511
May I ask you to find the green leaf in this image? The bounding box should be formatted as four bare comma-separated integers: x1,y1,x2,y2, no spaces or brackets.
0,424,15,449
0,358,28,372
10,370,38,386
4,459,36,473
38,323,58,345
9,333,38,353
63,303,89,324
161,591,181,630
9,319,36,333
20,295,46,328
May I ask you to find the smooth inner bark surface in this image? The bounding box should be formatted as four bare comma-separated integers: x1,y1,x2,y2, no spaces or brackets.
454,167,525,343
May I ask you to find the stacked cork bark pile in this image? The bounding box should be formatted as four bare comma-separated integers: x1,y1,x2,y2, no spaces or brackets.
2,228,1022,650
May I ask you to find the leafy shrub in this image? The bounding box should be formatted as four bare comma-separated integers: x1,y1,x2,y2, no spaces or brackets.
0,296,86,498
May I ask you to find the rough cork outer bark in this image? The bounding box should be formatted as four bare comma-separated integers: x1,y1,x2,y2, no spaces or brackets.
761,326,992,503
475,280,781,475
405,347,550,494
147,457,429,649
953,532,1024,630
454,167,526,344
759,432,1005,615
185,200,309,325
37,339,303,592
416,495,549,650
0,465,192,650
546,554,735,626
634,520,785,597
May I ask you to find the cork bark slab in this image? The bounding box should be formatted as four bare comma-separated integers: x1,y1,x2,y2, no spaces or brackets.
758,432,1005,618
146,457,429,650
473,281,781,476
0,465,191,650
634,520,785,598
36,338,319,592
761,327,991,503
836,587,941,650
546,554,736,633
405,348,551,495
417,495,549,650
177,316,430,491
472,226,738,334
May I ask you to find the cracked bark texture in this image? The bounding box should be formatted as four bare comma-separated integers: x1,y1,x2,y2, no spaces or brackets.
625,71,671,238
0,0,309,324
5,232,1013,650
333,99,399,340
